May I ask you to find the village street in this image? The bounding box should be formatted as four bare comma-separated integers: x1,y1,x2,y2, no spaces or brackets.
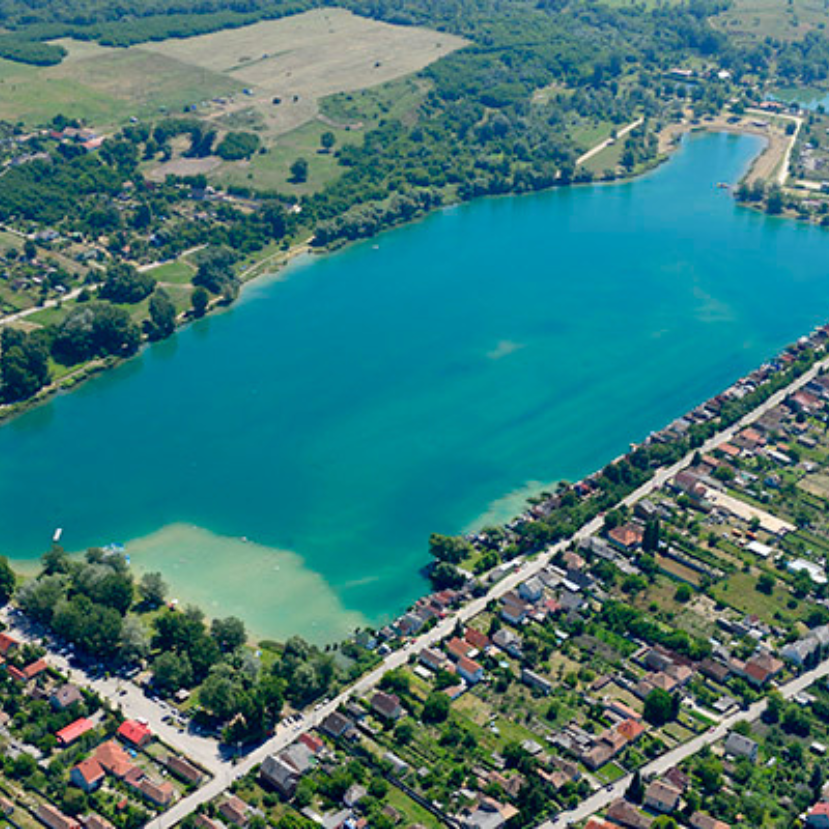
2,345,828,829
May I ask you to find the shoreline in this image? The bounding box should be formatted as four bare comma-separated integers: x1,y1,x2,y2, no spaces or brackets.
0,111,783,428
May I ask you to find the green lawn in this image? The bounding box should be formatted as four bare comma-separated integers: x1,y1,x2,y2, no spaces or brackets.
147,260,196,285
213,119,360,195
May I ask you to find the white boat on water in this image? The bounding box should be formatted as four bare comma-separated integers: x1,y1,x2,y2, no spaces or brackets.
53,528,63,543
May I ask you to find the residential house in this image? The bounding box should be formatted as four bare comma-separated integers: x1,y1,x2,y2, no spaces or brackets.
166,755,204,786
617,719,645,743
261,753,302,798
644,780,681,814
606,800,653,829
371,691,404,721
0,632,18,658
83,815,116,829
194,816,223,829
690,813,731,829
57,718,95,747
38,804,80,829
219,796,249,827
724,732,758,761
518,578,544,604
699,658,731,684
807,802,829,828
320,711,354,739
465,628,491,652
94,741,136,779
10,657,48,683
446,637,475,662
70,759,105,793
608,700,642,721
117,719,152,748
608,524,644,552
500,592,531,625
462,798,515,829
458,656,484,685
585,821,616,829
51,684,83,711
740,652,784,687
137,778,174,808
492,629,522,658
521,669,553,695
344,784,368,808
419,647,447,671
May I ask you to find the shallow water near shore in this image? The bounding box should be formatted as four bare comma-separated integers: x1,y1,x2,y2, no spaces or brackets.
5,132,829,642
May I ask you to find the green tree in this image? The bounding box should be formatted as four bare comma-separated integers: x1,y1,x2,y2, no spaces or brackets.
148,288,176,340
290,158,309,183
0,555,16,603
642,518,660,552
321,132,336,152
138,571,167,608
99,263,155,304
757,573,775,595
191,286,209,317
152,651,193,694
211,616,247,653
626,769,644,804
643,688,675,726
428,533,473,564
422,691,450,724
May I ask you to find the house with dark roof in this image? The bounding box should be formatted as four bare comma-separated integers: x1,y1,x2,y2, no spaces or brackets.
371,691,404,721
261,753,302,798
606,800,653,829
724,732,758,761
644,780,681,814
320,711,353,739
51,684,83,711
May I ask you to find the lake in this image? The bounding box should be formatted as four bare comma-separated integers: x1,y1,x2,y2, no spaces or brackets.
4,131,829,642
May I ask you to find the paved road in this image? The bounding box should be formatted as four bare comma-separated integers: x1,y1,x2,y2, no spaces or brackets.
0,608,224,774
577,119,644,166
5,345,827,829
149,347,829,827
541,656,829,829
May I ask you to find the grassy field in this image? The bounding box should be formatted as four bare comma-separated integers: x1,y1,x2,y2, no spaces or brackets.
141,9,466,140
0,8,465,145
214,118,360,194
712,0,829,42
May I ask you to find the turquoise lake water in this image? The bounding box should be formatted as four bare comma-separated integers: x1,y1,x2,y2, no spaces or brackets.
4,132,829,641
772,87,829,111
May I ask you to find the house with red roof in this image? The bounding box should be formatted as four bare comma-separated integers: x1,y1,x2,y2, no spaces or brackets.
464,627,490,652
299,732,324,755
57,717,95,747
94,740,136,779
608,524,644,552
117,719,153,748
457,656,484,685
446,636,474,662
37,804,79,829
807,802,829,828
0,632,18,657
70,758,105,793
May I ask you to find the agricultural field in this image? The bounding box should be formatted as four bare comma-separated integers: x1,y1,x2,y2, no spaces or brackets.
712,0,829,43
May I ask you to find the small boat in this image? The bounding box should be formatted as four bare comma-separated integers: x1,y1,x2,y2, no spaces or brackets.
52,528,63,543
717,182,730,189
